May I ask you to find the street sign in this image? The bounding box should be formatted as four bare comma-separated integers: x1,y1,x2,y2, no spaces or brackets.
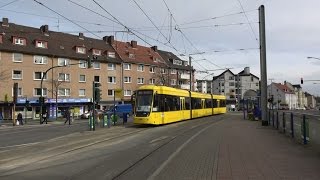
115,89,123,98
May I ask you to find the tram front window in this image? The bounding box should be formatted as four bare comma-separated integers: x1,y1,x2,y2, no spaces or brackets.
135,90,153,116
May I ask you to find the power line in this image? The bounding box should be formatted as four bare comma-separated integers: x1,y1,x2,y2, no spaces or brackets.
236,0,258,42
179,9,258,26
0,0,20,9
131,0,178,51
33,0,101,39
204,47,259,54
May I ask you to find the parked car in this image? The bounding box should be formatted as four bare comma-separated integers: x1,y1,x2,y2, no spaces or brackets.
105,104,133,118
295,107,306,110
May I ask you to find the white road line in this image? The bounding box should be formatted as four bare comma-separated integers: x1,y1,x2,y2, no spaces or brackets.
147,120,224,180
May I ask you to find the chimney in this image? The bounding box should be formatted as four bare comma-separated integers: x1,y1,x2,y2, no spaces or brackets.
284,81,286,85
244,67,250,75
108,36,114,45
151,46,158,52
131,40,137,48
79,32,84,40
2,18,9,27
40,25,49,35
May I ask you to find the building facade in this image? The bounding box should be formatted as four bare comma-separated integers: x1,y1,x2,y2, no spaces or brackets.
0,18,192,120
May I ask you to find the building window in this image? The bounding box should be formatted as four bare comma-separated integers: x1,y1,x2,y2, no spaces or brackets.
34,72,47,80
171,79,176,85
79,60,87,68
171,69,177,74
229,82,234,86
76,47,86,54
93,62,101,69
94,76,100,83
79,89,86,96
137,64,144,72
256,83,259,86
137,78,144,84
34,55,48,64
34,88,47,96
129,53,135,59
108,63,116,70
35,40,47,48
149,78,155,84
251,77,254,81
12,70,22,79
160,68,166,74
12,53,23,62
229,76,234,80
12,87,23,97
108,76,116,84
124,76,132,83
124,90,132,96
0,35,2,43
108,89,114,96
58,58,69,66
92,49,101,56
79,75,86,82
107,51,116,58
58,88,70,96
221,83,224,86
173,59,182,65
149,66,155,73
13,37,26,45
123,63,131,70
58,73,70,82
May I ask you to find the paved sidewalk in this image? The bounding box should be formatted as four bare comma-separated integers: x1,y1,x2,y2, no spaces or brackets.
215,113,320,180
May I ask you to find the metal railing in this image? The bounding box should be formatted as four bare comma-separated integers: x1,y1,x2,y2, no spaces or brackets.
268,110,320,148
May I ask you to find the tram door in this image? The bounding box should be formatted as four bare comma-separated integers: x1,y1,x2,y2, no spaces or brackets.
180,98,185,120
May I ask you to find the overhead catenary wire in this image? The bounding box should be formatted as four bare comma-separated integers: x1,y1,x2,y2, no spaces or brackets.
0,0,20,9
33,0,101,39
236,0,259,42
179,9,258,26
131,0,178,51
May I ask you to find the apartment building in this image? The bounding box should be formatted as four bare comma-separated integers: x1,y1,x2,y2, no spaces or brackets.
196,80,212,94
212,67,259,106
267,83,297,109
0,18,193,120
157,50,191,90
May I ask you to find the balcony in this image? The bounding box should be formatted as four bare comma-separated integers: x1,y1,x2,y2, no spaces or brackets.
179,84,190,90
180,73,189,80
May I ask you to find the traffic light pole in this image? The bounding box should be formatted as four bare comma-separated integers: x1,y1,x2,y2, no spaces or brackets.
91,81,96,131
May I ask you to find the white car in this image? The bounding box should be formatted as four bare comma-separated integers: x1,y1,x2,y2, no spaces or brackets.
295,107,306,110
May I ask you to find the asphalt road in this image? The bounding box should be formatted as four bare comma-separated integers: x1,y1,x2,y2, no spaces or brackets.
0,115,226,180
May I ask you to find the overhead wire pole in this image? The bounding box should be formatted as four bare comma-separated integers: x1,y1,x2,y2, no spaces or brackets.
259,5,268,126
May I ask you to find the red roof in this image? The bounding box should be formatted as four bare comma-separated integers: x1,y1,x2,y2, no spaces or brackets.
112,40,167,67
274,83,295,94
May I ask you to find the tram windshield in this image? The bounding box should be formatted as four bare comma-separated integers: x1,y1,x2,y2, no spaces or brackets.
135,90,153,114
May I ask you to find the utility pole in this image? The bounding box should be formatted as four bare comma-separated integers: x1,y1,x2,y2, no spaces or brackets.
259,5,268,126
189,56,192,91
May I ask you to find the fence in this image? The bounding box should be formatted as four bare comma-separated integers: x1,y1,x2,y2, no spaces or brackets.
268,110,320,149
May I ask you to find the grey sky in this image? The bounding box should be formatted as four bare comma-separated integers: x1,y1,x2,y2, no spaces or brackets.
1,0,320,95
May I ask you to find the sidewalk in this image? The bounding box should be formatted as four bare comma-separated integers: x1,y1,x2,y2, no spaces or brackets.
216,112,320,179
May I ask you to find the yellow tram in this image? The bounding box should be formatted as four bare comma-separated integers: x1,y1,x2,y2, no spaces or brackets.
133,85,226,125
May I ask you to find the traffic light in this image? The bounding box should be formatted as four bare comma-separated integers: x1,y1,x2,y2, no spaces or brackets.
94,82,102,103
301,78,303,84
38,97,45,104
13,83,18,103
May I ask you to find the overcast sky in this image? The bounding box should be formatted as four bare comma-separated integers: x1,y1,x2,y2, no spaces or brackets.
2,0,320,95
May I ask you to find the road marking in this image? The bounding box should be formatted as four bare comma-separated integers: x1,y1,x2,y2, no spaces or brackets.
147,119,224,180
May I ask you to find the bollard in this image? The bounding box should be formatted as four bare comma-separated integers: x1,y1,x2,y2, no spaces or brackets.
290,112,294,138
283,112,286,133
303,114,307,145
103,114,108,127
272,110,275,127
276,111,279,129
89,115,93,131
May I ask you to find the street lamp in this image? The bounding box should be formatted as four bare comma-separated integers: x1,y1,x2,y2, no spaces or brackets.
180,52,205,91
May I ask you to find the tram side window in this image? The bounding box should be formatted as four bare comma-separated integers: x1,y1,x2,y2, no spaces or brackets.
220,100,226,107
156,95,181,112
213,99,218,108
185,97,191,110
205,99,212,108
153,94,160,112
191,98,202,109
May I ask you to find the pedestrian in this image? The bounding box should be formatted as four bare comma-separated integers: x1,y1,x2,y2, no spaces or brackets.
17,112,23,125
64,108,71,125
